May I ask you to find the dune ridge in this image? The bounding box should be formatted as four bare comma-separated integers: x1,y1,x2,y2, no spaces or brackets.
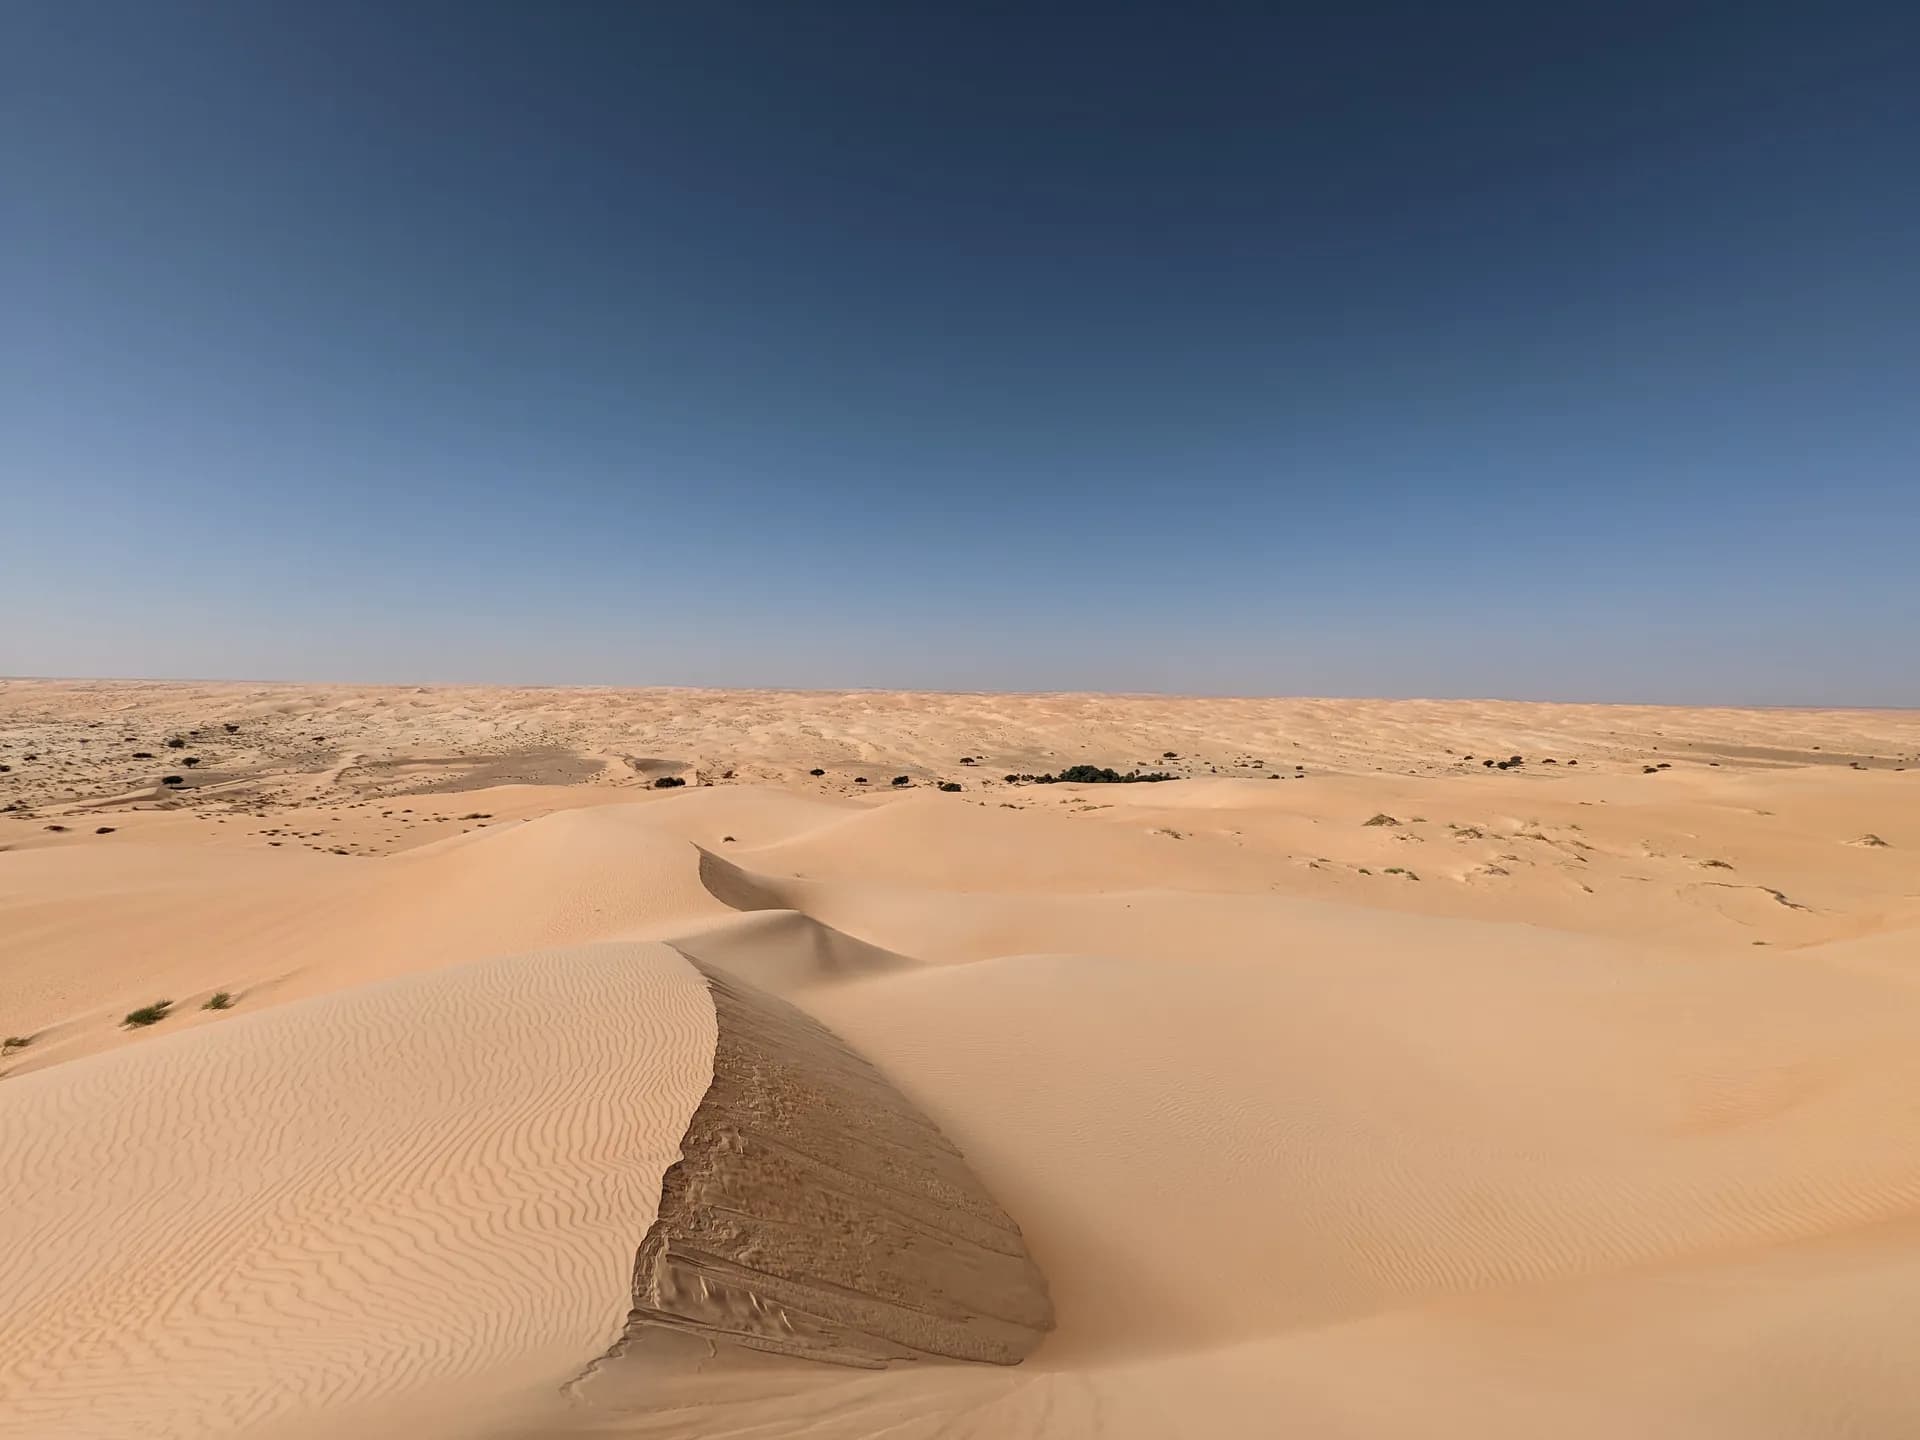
621,957,1053,1368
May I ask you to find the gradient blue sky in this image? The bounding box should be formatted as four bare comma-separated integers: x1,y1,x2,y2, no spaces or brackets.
4,3,1917,702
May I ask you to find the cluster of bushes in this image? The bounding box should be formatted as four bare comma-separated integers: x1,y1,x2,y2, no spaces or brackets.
1004,765,1174,785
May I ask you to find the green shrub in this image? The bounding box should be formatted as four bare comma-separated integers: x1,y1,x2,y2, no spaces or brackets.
1008,766,1175,785
124,1001,173,1027
203,992,235,1011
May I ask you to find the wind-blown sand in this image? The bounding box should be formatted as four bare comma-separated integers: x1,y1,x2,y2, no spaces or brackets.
4,679,1920,1438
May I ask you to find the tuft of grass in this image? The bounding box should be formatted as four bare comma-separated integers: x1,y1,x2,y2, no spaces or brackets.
3,1034,31,1053
1383,867,1421,880
203,991,235,1011
1363,813,1399,826
123,1001,173,1028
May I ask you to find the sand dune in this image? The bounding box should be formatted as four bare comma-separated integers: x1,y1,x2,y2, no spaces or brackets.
0,943,715,1439
624,959,1052,1368
5,681,1920,1438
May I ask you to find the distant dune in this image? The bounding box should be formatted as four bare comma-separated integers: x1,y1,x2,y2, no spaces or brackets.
3,681,1919,1438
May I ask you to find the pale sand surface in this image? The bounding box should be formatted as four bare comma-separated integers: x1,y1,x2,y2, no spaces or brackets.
4,679,1920,1438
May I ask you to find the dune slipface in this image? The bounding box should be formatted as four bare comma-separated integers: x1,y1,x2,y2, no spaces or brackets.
624,957,1054,1367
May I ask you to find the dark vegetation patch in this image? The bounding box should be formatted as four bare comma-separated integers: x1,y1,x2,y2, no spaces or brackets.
124,1001,173,1028
653,776,687,789
1006,766,1175,785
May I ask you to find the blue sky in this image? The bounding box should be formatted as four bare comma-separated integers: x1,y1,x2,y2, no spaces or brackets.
4,3,1916,702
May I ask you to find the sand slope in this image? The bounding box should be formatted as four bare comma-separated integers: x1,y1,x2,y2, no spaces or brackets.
624,959,1051,1368
0,943,714,1439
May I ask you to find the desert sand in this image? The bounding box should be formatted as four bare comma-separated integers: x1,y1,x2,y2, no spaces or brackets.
4,679,1920,1438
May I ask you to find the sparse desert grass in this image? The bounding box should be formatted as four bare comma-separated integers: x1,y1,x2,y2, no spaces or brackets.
203,991,235,1011
123,1001,173,1028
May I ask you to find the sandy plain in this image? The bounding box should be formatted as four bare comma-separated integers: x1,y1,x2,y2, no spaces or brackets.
3,679,1919,1439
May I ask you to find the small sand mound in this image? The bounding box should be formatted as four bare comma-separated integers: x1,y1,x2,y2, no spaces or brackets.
621,959,1053,1368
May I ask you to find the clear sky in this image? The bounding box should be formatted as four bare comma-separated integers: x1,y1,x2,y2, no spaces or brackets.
4,3,1916,703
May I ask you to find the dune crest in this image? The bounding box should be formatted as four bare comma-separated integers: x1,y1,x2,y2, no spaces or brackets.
622,958,1054,1368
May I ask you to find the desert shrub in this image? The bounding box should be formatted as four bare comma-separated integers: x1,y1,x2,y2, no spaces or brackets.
938,781,962,792
124,1001,173,1027
203,991,234,1010
1008,766,1175,785
653,775,686,789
